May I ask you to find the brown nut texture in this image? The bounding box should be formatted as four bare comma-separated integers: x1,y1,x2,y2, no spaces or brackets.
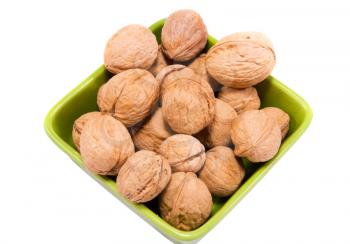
198,146,245,197
149,45,172,76
80,115,135,175
132,108,174,152
156,64,186,85
262,107,290,139
161,9,208,62
188,54,221,92
117,150,171,203
206,32,276,88
159,172,212,231
72,111,105,152
230,110,281,163
97,69,160,127
158,134,205,173
104,24,158,74
218,86,261,114
159,66,215,134
195,99,237,148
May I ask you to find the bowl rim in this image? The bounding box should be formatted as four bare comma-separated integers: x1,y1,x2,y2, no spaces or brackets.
44,19,313,242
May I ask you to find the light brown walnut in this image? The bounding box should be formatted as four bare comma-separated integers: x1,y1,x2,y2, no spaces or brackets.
80,115,135,175
262,107,290,140
161,9,207,62
206,32,276,88
218,86,261,114
198,146,245,197
117,150,171,203
158,134,205,173
159,172,212,231
149,45,172,76
230,110,281,163
97,69,160,127
195,99,237,148
104,24,158,74
72,111,105,152
158,65,215,134
188,54,221,92
132,108,174,152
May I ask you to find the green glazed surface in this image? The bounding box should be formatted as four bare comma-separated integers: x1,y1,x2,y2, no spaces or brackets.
44,19,313,243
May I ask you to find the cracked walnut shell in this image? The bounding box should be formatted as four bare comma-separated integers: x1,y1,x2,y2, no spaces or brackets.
161,9,208,62
159,172,212,231
206,32,276,88
195,99,237,148
158,134,205,173
198,146,245,197
230,110,281,163
80,115,135,175
218,86,261,114
72,111,105,152
117,150,171,203
97,69,160,127
132,108,174,152
104,24,158,74
262,107,290,139
158,65,215,134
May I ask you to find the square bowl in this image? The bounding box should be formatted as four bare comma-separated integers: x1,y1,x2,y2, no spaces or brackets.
44,19,313,243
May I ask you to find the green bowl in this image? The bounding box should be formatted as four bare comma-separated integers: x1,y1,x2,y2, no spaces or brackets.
44,19,313,243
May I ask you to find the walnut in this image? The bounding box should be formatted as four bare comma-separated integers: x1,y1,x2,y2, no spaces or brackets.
97,69,160,127
206,32,276,88
230,110,281,163
198,146,245,197
104,24,158,74
80,115,135,175
161,9,208,62
132,108,174,152
158,134,205,173
117,150,171,203
188,54,221,92
72,111,105,152
149,45,172,76
262,107,290,140
158,65,215,134
156,64,186,84
195,99,237,148
218,86,260,114
159,172,212,231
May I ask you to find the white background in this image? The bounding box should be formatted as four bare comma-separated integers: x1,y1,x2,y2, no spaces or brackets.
0,0,349,243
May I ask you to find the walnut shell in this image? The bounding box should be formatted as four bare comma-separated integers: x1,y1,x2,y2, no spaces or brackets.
132,108,174,152
195,99,237,148
218,86,261,114
188,54,221,92
206,32,276,88
149,45,172,76
97,69,160,127
230,110,281,163
117,150,171,203
161,9,208,62
159,66,215,134
198,146,245,197
72,111,105,152
158,134,205,173
156,64,186,84
159,172,212,231
104,24,158,74
262,107,290,139
80,115,135,175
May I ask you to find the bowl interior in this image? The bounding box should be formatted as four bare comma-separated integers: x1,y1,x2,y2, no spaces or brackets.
45,19,312,243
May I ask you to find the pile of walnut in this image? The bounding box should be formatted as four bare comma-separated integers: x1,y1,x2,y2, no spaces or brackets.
72,9,290,231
